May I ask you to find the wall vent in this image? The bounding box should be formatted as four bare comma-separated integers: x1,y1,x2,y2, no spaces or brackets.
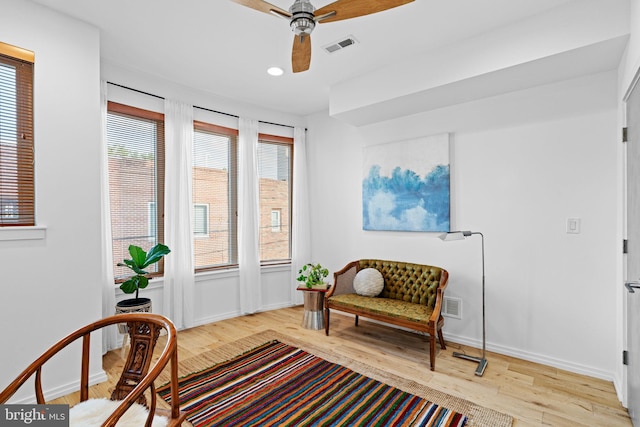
442,296,462,319
323,36,358,54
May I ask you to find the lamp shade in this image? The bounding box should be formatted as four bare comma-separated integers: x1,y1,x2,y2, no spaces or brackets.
438,231,472,241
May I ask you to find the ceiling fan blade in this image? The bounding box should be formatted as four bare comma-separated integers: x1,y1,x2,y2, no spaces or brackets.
315,0,413,23
270,9,291,20
292,35,311,73
231,0,291,18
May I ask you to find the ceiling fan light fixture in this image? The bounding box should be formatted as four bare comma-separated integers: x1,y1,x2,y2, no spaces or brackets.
290,14,315,35
289,0,316,35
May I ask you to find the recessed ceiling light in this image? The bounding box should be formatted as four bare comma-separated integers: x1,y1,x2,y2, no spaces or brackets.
267,67,284,76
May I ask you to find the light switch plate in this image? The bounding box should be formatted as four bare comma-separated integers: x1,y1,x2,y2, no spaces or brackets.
567,218,581,234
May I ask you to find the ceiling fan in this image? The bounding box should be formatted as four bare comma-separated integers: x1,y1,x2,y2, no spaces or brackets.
231,0,414,73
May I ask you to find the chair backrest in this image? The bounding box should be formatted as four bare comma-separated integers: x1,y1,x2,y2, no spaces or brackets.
0,313,185,427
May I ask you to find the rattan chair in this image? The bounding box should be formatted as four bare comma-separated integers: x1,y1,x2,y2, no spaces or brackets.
0,313,186,427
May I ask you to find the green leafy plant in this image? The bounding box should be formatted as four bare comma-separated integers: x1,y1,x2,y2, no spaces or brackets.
297,263,329,289
117,243,171,299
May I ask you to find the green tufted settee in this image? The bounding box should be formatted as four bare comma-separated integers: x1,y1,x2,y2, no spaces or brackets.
325,259,449,371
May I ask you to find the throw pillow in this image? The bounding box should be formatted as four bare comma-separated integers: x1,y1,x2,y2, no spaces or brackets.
353,268,384,297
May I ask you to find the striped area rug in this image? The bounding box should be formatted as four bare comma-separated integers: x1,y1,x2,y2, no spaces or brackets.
158,340,466,426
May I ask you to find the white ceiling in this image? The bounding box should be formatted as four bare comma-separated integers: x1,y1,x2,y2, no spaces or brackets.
29,0,580,116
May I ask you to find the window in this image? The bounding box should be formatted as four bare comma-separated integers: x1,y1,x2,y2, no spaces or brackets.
106,102,165,279
193,203,209,237
271,209,281,232
106,100,292,272
0,42,34,226
258,135,292,263
192,121,238,270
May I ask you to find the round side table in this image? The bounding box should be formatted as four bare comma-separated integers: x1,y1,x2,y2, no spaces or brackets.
296,285,329,330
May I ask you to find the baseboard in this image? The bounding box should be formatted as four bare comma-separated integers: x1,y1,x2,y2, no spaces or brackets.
443,332,616,383
191,310,241,328
337,314,617,383
7,370,108,404
190,302,296,329
260,301,295,312
613,374,627,408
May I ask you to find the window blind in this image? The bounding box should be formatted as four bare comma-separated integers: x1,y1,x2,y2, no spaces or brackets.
0,43,34,226
106,102,165,279
193,121,238,270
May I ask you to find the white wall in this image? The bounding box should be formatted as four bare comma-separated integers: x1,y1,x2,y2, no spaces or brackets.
306,70,619,381
0,0,104,402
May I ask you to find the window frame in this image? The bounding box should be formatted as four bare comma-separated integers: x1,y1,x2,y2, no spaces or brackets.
147,201,157,242
257,133,293,265
107,101,166,281
0,42,35,227
192,121,239,272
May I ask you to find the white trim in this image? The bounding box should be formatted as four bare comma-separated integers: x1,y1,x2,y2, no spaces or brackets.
624,64,640,103
191,310,242,328
443,332,616,382
6,370,107,404
619,61,640,409
341,317,618,382
190,302,294,330
0,226,46,241
195,267,239,281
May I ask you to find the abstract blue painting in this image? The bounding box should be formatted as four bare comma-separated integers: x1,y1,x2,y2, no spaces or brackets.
362,134,450,232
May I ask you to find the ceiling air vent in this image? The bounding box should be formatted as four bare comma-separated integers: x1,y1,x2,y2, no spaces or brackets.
323,36,358,54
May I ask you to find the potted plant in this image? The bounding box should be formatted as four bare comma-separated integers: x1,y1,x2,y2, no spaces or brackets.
297,263,329,289
115,243,171,314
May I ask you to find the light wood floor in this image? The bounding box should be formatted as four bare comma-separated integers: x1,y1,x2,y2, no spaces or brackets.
55,306,632,426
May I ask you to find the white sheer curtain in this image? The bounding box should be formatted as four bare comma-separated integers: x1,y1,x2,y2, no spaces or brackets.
163,99,195,329
290,127,310,305
238,117,262,314
100,80,118,353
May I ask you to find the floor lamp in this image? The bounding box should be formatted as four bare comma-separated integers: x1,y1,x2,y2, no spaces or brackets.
439,230,488,376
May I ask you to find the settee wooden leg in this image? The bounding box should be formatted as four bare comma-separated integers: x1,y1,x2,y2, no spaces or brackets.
438,329,446,349
325,308,330,336
429,336,436,371
355,315,359,327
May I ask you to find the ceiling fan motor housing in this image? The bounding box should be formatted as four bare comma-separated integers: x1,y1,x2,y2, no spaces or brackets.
289,0,316,35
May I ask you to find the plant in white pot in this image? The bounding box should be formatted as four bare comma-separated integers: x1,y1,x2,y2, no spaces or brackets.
116,243,171,315
297,263,329,289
